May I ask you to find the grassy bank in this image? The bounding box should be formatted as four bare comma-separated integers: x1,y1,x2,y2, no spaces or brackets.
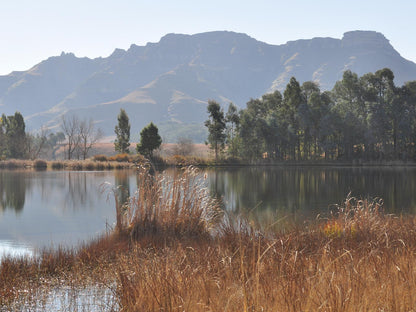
0,158,135,170
1,167,416,311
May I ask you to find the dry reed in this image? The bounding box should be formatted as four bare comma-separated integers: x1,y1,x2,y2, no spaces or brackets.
118,166,222,243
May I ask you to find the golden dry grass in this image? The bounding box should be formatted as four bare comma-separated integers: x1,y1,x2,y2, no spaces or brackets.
1,168,416,311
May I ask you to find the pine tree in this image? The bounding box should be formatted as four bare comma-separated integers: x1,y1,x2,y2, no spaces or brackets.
114,109,131,154
136,122,162,158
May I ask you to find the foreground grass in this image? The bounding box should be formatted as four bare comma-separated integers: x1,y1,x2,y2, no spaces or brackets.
1,168,416,311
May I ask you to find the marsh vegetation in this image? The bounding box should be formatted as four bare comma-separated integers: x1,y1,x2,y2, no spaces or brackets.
1,167,416,311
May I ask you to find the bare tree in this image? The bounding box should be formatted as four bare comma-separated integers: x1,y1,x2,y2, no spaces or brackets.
61,115,80,160
78,118,103,160
61,115,103,160
172,137,195,156
26,126,49,160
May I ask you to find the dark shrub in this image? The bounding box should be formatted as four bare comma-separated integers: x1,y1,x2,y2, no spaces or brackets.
33,159,47,170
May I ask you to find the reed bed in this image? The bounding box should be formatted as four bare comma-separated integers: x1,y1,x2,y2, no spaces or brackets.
0,159,31,169
120,166,222,242
1,167,416,311
164,155,213,167
58,159,134,170
0,159,135,171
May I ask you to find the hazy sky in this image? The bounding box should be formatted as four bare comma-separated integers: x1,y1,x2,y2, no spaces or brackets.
0,0,414,75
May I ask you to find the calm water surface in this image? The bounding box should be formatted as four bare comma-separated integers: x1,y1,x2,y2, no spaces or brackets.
206,166,416,219
1,166,416,256
0,170,137,258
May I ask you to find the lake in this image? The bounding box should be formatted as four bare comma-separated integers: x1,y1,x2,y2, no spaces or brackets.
1,166,416,257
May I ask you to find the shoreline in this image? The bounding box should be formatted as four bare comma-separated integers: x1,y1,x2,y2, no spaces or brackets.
2,157,416,171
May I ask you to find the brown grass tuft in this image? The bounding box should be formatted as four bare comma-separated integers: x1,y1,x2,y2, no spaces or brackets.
118,166,222,244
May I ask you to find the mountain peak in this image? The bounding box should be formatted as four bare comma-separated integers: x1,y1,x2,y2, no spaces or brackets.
159,31,258,44
60,51,74,56
341,30,392,49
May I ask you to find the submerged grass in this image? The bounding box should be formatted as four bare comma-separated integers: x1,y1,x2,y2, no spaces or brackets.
2,167,416,311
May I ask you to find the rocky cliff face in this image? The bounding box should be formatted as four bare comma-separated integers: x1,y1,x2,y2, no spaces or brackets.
0,30,415,141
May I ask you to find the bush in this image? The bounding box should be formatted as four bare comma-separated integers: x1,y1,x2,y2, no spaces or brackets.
170,155,187,166
93,154,108,162
33,159,47,170
109,153,130,162
83,161,96,170
0,160,20,169
51,161,64,170
130,154,146,164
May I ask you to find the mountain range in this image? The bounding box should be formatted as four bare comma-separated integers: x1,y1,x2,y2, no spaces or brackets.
1,30,416,142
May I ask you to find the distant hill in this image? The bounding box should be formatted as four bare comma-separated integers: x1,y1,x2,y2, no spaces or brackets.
1,30,416,143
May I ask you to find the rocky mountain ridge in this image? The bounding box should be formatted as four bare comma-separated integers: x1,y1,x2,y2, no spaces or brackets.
0,30,415,142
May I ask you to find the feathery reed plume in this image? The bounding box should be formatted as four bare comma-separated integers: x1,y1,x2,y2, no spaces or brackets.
124,166,222,242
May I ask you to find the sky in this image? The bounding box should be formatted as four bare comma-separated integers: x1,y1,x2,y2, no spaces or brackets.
0,0,415,75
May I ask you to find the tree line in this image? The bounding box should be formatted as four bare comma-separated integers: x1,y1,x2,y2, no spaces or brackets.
206,68,416,162
0,108,162,161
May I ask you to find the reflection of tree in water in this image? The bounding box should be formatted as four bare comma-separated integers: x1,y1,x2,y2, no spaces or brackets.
208,167,416,219
115,171,131,208
63,172,99,211
0,171,29,213
62,172,86,210
36,171,134,213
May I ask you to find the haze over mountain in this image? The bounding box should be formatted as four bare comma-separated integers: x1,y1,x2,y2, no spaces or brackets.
1,30,416,142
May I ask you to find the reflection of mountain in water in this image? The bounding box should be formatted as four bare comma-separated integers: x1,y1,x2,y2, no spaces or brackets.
0,171,29,213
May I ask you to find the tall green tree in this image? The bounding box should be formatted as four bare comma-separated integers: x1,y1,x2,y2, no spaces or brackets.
261,90,285,159
361,68,396,159
114,109,131,154
0,115,6,158
332,70,366,159
283,77,304,160
3,112,26,159
239,101,266,160
136,122,162,158
205,100,226,162
225,102,240,158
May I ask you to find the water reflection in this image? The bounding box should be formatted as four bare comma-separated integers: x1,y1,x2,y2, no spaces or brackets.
0,171,29,213
0,240,33,262
207,166,416,219
115,171,131,208
1,167,416,253
0,170,122,250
